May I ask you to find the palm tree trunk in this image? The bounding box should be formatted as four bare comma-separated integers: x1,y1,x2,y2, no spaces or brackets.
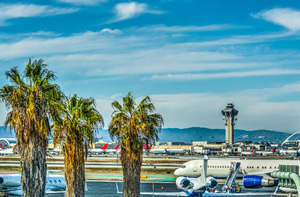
64,137,86,197
20,138,47,197
121,144,143,197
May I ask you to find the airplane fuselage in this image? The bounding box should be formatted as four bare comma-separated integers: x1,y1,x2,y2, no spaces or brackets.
174,159,300,178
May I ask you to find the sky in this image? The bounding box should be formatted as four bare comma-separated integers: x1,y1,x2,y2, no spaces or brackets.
1,0,300,132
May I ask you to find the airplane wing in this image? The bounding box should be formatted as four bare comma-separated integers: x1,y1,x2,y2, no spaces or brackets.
140,191,189,196
139,192,275,196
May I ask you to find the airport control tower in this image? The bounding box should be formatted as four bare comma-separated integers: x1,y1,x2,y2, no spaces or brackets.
221,103,238,145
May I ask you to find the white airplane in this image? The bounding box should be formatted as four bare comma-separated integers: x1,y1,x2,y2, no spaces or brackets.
174,157,300,189
0,148,15,155
240,148,255,156
279,148,300,156
88,143,108,154
0,172,66,196
149,148,188,155
256,148,277,156
105,145,120,154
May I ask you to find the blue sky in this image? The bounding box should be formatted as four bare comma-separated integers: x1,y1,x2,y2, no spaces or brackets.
1,0,300,132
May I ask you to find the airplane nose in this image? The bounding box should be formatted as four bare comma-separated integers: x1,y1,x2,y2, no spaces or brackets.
174,169,181,176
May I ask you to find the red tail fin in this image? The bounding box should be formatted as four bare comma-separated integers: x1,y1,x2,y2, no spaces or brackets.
101,143,108,150
251,148,254,153
271,148,276,153
115,145,119,150
149,145,152,149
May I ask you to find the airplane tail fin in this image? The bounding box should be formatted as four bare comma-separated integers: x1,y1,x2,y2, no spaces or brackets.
101,143,108,150
115,145,119,150
251,148,254,153
149,145,152,149
271,148,276,153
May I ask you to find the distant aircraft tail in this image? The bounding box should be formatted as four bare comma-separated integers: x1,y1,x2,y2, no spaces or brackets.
271,148,276,153
115,145,119,150
251,148,254,153
101,143,108,150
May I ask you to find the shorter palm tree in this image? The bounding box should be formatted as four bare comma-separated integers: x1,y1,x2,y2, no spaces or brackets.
53,94,103,197
109,93,163,197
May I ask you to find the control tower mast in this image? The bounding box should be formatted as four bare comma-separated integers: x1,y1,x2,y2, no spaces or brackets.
221,103,238,145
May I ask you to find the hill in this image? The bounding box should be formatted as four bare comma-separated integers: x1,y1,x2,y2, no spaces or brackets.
0,126,291,143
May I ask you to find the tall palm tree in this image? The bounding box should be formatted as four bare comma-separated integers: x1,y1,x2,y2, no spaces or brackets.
0,59,63,197
53,94,103,197
108,93,163,197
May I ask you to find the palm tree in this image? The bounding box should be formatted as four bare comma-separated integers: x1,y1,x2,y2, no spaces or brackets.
0,59,63,196
108,93,163,197
53,94,103,197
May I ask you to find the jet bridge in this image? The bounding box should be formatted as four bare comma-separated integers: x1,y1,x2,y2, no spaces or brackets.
222,162,241,192
271,164,300,196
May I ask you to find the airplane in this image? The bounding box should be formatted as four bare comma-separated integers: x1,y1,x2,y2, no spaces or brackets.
174,157,300,189
88,143,108,155
0,172,66,196
149,148,188,155
0,148,15,155
105,145,120,154
240,148,255,156
279,148,300,156
116,156,275,196
256,148,277,156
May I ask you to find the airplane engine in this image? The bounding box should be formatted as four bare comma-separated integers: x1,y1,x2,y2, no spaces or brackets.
176,177,207,192
176,177,194,190
0,175,21,187
243,175,278,188
205,177,217,188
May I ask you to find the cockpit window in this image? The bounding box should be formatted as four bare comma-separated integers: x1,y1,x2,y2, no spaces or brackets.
180,165,186,168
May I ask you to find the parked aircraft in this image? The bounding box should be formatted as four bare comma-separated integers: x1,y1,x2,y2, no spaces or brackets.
240,148,255,156
256,148,277,156
0,148,15,155
117,156,275,196
174,157,300,189
149,148,188,155
279,148,300,156
105,145,120,154
88,143,108,154
0,173,66,196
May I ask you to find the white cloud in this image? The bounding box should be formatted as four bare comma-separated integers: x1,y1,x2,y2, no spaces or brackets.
253,8,300,31
110,2,162,23
57,0,106,5
138,24,236,33
148,69,300,80
100,28,122,34
0,4,78,26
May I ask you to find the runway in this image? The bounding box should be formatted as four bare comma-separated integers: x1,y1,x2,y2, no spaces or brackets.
0,161,180,169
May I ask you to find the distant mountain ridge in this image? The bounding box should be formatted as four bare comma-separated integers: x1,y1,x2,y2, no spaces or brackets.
158,127,290,143
0,126,292,143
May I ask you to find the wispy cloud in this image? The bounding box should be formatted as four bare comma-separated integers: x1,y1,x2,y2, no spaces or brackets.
56,0,107,6
137,24,237,33
147,69,300,80
0,3,78,26
253,8,300,32
109,2,163,23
